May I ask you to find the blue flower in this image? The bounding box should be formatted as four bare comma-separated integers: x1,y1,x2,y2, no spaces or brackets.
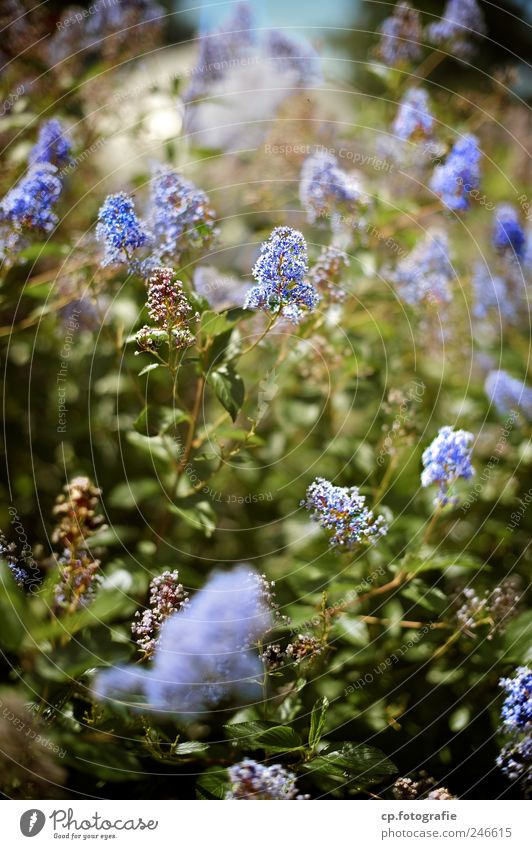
244,227,319,323
300,151,362,228
492,205,526,259
147,167,217,263
96,192,148,267
93,566,271,722
484,370,532,421
29,119,72,169
377,2,422,67
500,667,532,732
427,0,486,59
265,29,322,87
421,426,475,506
430,134,481,211
302,477,388,549
0,533,29,588
392,88,433,141
390,230,453,305
497,667,532,794
227,759,308,799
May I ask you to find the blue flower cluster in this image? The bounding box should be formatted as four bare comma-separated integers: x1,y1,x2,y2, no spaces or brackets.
147,167,217,264
227,759,307,799
492,205,526,259
378,2,422,66
471,263,519,325
392,88,433,141
29,119,72,169
184,3,258,101
390,230,453,306
430,135,481,211
500,667,532,731
302,477,388,549
300,151,362,228
421,426,475,506
497,667,532,793
94,566,271,722
0,162,62,266
265,29,323,87
244,227,319,323
96,192,148,267
0,533,29,588
49,0,164,67
427,0,486,59
484,370,532,421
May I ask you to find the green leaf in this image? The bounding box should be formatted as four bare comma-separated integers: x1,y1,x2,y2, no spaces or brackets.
61,734,141,782
308,696,329,751
199,310,235,341
207,365,245,422
107,479,161,508
224,721,303,751
127,431,180,464
133,405,189,437
196,768,229,800
138,362,162,377
503,610,532,664
174,741,210,755
304,743,397,788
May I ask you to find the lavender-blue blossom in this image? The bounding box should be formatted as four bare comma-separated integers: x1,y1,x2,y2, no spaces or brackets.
492,205,526,259
427,0,486,59
392,88,433,141
0,163,62,234
94,566,271,721
300,151,362,227
497,667,532,793
390,230,453,305
377,2,422,67
302,477,388,549
227,759,308,799
265,29,322,87
500,667,532,732
184,3,257,101
244,227,319,323
430,134,481,211
484,370,532,421
96,192,148,267
471,263,519,325
29,119,72,169
421,426,475,506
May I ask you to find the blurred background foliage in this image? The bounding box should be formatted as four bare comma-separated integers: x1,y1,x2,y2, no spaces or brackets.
0,0,531,800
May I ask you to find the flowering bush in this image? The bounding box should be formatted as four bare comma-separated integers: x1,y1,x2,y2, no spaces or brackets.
0,0,530,802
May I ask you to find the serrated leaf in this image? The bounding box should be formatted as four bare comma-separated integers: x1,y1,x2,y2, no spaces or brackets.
305,742,396,787
196,768,229,800
224,721,303,751
174,741,210,755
